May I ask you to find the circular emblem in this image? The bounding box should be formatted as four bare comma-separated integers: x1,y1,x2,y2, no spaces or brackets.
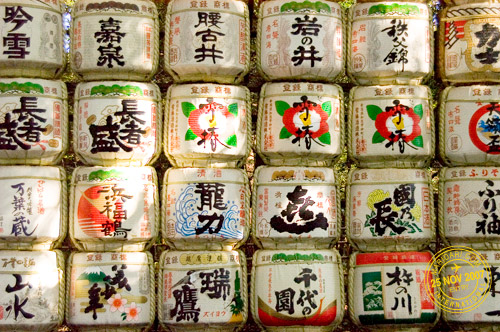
73,51,83,69
469,103,500,154
424,246,492,313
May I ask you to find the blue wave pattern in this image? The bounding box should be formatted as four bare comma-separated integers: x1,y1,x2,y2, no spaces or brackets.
174,184,243,239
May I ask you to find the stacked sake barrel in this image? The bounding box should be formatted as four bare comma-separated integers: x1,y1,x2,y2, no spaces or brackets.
346,0,440,330
437,0,500,329
67,0,160,330
252,1,345,330
160,0,251,330
0,0,67,330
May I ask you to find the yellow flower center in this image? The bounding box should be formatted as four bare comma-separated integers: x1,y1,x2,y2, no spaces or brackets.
299,112,311,126
392,115,405,131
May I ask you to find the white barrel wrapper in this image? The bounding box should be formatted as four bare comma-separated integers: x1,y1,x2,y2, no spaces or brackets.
252,166,339,249
70,166,158,252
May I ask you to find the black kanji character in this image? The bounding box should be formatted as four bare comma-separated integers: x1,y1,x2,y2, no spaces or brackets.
200,268,231,300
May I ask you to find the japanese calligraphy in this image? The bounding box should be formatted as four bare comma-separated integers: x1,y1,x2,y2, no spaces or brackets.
194,183,226,235
89,99,146,153
291,15,322,67
84,264,131,320
270,186,328,234
365,184,422,237
0,97,47,150
478,103,500,153
477,180,500,235
5,274,34,320
382,19,409,66
97,184,133,238
385,266,413,315
94,17,126,68
474,23,500,65
194,12,225,63
3,6,33,59
10,182,37,237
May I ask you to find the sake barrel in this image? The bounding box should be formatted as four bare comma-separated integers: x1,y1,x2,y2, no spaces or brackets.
257,0,344,82
348,85,434,168
0,78,67,165
441,250,500,330
70,166,158,252
165,0,250,84
348,1,433,85
257,82,343,166
251,249,344,331
159,250,247,332
0,250,64,332
252,166,339,249
74,81,161,166
439,85,500,165
71,0,159,81
439,167,500,249
439,2,500,84
163,168,249,250
67,251,155,331
0,0,65,79
349,251,439,330
0,166,66,250
165,84,250,168
347,168,434,251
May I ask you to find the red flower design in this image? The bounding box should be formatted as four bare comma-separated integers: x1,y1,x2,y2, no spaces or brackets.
188,102,235,140
282,96,329,139
374,103,421,143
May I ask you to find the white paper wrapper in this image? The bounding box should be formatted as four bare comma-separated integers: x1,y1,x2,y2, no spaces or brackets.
74,81,161,166
0,166,65,250
0,0,65,79
439,86,500,166
165,0,250,84
159,250,247,332
347,168,435,251
439,167,500,249
0,250,64,332
251,249,344,332
442,250,500,330
71,0,159,81
257,0,344,81
257,82,343,166
70,166,158,252
67,251,154,332
348,85,434,168
348,1,433,85
0,78,67,165
252,166,339,249
165,84,250,168
349,251,439,331
162,168,249,250
439,3,500,84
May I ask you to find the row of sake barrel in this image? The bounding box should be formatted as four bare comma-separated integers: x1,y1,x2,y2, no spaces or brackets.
6,248,500,331
5,163,500,252
6,78,500,168
6,0,500,86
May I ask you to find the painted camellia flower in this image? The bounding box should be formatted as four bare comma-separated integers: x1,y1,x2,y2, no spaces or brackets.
369,100,423,153
183,99,238,152
108,293,127,312
277,96,331,150
125,302,142,321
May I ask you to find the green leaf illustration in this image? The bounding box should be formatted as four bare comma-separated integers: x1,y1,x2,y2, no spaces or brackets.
372,131,386,144
318,132,331,145
228,103,238,117
181,102,196,118
275,101,290,116
414,104,423,119
321,101,332,116
225,134,237,147
279,127,292,139
412,135,424,148
367,105,383,121
185,128,197,141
